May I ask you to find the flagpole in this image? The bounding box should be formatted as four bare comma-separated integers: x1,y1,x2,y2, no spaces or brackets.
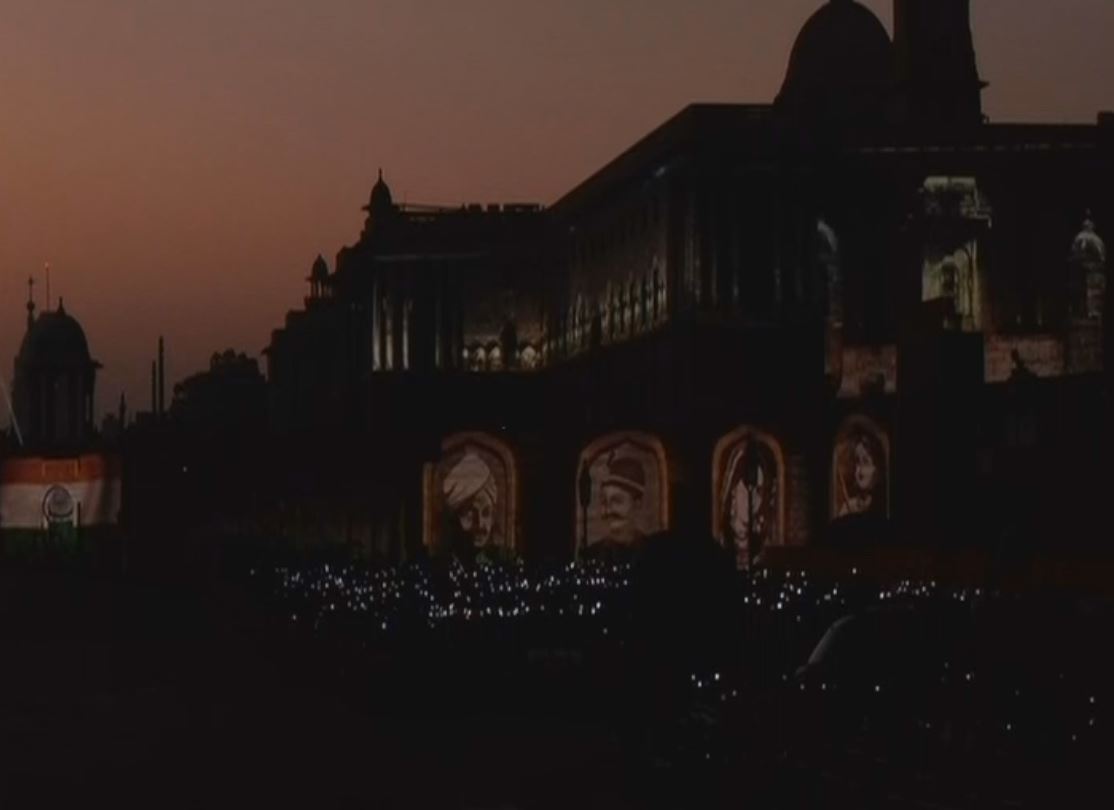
0,377,24,447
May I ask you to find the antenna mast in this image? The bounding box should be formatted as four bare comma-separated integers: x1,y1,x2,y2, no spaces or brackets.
0,377,24,447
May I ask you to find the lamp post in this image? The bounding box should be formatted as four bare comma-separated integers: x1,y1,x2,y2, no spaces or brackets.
742,445,762,569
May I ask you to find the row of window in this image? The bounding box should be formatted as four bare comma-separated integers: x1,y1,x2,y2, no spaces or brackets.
462,342,542,372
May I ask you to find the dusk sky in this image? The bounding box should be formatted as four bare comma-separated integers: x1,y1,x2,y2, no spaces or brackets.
2,0,1111,420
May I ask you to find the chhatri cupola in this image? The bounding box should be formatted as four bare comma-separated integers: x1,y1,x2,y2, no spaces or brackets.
360,169,397,241
11,291,101,449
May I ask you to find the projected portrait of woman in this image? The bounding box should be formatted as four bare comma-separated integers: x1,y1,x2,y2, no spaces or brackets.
832,418,889,519
427,433,516,563
712,428,784,570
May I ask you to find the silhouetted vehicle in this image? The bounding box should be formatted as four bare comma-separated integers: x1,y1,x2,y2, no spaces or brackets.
781,596,1114,807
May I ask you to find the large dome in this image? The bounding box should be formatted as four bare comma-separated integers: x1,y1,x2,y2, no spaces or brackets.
18,301,95,369
776,0,894,126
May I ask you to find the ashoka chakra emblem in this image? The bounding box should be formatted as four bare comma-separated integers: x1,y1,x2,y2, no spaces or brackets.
43,485,76,524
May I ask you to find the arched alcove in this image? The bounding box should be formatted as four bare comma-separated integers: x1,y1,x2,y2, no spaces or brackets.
574,431,669,559
831,415,890,520
711,427,786,569
424,432,518,560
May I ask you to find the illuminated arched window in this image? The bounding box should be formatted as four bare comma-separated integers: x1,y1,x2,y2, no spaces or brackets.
575,432,669,558
487,342,503,371
424,432,517,560
831,416,890,520
519,344,539,370
469,345,487,372
711,427,785,570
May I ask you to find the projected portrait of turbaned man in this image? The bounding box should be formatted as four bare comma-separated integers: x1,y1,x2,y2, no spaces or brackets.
441,451,506,563
585,453,647,561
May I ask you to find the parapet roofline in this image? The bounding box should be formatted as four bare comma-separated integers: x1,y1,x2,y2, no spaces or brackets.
852,121,1104,150
550,103,774,215
397,202,544,216
372,252,488,263
550,106,1110,217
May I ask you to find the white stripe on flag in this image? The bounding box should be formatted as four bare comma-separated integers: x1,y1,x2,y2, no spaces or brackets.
0,478,121,529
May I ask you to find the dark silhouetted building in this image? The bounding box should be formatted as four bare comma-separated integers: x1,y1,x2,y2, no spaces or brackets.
11,297,101,450
171,349,266,434
2,293,121,554
257,0,1112,565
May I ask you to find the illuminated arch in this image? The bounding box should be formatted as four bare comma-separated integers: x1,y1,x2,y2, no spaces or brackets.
519,343,539,370
467,345,487,372
423,432,518,557
574,431,669,557
831,415,890,520
487,342,503,371
711,426,786,568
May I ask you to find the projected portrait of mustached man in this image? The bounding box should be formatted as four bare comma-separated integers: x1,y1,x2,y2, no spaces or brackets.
713,430,782,571
833,421,889,519
577,434,667,559
595,453,646,547
429,435,516,563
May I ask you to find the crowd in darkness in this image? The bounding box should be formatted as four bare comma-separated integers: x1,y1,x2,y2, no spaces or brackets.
250,532,1112,806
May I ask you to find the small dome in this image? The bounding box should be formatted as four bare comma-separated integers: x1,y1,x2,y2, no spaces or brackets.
366,169,393,213
310,254,329,280
1072,215,1106,265
777,0,894,126
18,300,95,369
360,169,397,240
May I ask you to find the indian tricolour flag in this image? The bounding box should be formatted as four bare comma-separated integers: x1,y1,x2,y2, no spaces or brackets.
0,454,122,531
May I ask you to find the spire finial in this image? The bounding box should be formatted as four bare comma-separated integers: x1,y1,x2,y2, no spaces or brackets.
378,167,383,182
26,275,35,330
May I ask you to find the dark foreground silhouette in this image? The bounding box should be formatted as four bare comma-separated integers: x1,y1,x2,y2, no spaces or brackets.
2,537,1111,809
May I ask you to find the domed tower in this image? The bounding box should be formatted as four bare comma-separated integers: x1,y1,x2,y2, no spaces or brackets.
307,254,330,302
775,0,894,130
360,169,397,241
11,298,101,449
893,0,986,128
1070,213,1107,320
1066,214,1107,374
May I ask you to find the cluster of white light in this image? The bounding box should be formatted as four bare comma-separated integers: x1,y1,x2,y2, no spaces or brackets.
270,558,634,635
266,561,1109,752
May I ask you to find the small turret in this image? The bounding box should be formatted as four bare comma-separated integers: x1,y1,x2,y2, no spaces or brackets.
361,169,397,240
25,276,35,331
1068,212,1106,320
307,254,330,301
1066,213,1106,373
11,298,101,448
